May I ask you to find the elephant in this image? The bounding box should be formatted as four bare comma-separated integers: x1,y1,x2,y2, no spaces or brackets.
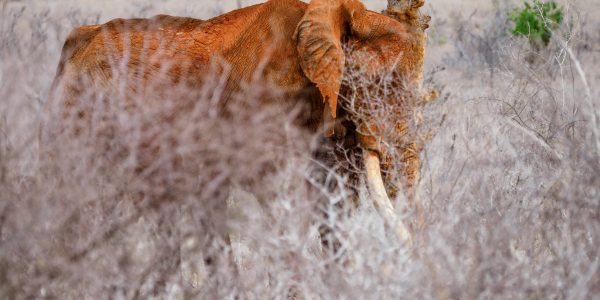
45,0,432,242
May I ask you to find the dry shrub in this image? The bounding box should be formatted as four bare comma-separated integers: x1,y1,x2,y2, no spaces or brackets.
1,1,599,299
6,55,325,297
414,1,599,298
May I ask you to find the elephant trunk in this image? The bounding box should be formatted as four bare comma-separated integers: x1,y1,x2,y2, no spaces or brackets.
363,150,412,244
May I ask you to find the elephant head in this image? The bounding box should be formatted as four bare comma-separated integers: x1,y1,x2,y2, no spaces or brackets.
296,0,428,123
294,0,430,241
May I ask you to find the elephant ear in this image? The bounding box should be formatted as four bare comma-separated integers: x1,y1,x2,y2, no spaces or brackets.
295,0,367,136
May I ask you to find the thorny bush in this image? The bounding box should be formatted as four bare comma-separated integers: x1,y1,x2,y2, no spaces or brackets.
1,1,599,299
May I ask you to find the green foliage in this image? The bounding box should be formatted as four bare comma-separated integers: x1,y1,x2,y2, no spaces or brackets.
508,0,564,46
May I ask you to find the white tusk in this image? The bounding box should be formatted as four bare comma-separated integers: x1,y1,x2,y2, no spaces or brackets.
364,150,413,245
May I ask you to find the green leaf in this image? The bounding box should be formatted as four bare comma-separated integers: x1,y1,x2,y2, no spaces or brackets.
507,0,564,47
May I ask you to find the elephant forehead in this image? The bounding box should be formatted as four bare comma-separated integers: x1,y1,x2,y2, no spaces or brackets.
344,32,425,75
343,42,399,74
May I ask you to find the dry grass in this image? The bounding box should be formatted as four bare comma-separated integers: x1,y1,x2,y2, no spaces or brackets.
1,0,599,298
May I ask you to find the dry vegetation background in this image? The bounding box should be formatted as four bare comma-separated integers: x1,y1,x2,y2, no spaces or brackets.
1,0,599,298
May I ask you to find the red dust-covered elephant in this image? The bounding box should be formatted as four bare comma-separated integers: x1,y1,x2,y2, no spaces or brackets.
46,0,432,241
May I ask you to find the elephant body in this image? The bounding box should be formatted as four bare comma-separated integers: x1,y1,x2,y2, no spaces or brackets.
51,1,317,125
